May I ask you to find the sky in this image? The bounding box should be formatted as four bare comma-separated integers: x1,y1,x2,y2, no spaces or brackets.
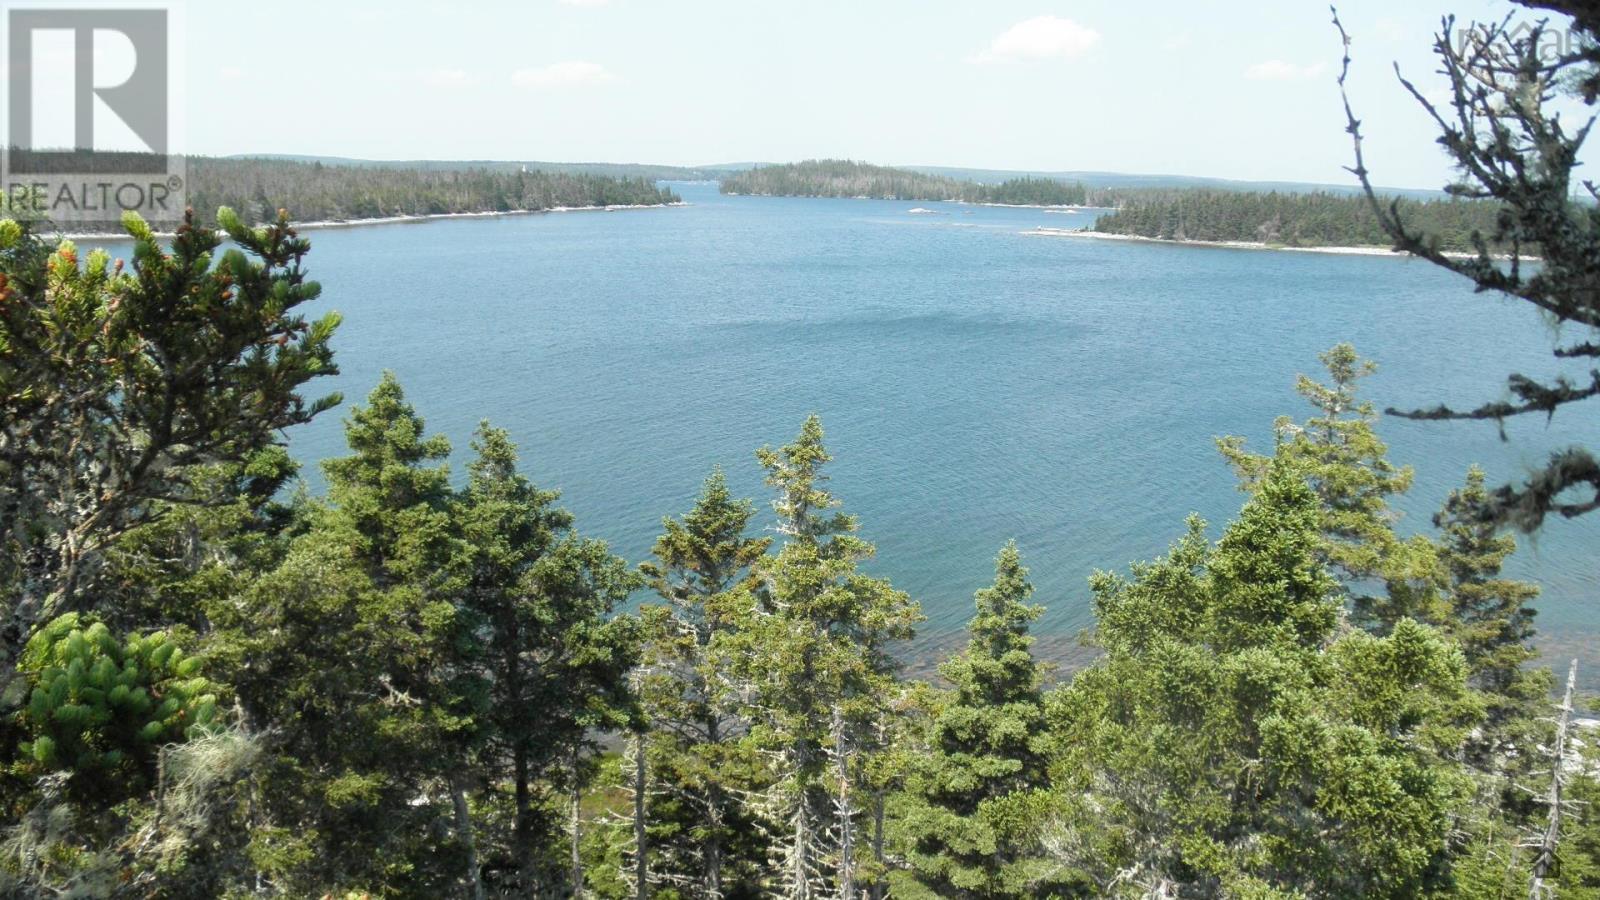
159,0,1586,190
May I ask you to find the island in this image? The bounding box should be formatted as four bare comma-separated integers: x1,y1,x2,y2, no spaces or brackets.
1088,188,1510,253
719,159,1096,206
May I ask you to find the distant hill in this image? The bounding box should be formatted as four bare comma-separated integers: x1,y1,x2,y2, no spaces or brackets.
228,154,728,183
225,155,1446,198
713,159,1452,208
720,160,1093,205
904,166,1447,200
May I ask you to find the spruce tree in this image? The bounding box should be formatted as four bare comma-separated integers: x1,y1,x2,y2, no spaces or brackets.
714,416,921,899
454,422,640,898
1218,343,1440,630
1046,458,1476,897
320,371,459,586
635,469,772,898
1435,467,1548,747
898,542,1057,898
209,374,471,896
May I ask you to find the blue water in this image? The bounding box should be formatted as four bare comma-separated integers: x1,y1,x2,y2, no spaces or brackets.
96,182,1600,666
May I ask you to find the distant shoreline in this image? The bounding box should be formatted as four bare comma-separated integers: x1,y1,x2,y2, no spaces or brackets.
52,201,687,241
1024,226,1529,261
964,201,1116,211
723,191,1116,212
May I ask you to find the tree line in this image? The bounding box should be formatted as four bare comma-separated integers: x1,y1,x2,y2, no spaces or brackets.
240,156,726,183
1091,188,1510,252
719,160,1096,206
718,161,1513,255
18,156,681,234
190,158,681,226
1,207,1596,898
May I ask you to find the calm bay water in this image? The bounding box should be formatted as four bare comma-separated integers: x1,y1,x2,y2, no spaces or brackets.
120,182,1600,667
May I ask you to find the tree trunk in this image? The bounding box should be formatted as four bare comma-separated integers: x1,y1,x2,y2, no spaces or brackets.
832,707,855,900
791,802,814,900
869,791,885,900
571,750,585,899
633,732,648,900
1529,659,1578,900
0,616,29,698
452,775,486,900
706,783,724,899
514,747,538,900
705,715,724,899
0,563,52,697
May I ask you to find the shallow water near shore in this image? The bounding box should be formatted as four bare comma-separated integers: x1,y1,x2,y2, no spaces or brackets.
86,181,1600,679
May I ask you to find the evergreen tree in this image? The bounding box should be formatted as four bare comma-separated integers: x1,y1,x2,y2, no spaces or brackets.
0,209,339,692
1045,458,1477,897
897,542,1059,898
635,469,772,898
1218,343,1439,630
1556,742,1600,899
0,209,335,897
454,422,641,898
1435,467,1550,758
209,374,472,896
94,446,306,636
713,416,921,899
320,372,460,586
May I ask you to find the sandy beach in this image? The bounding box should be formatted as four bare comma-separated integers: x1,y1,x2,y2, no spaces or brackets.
1024,226,1529,261
1023,226,1410,257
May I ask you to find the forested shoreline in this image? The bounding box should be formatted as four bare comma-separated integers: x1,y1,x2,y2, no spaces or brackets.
238,155,725,183
30,156,681,234
722,161,1514,254
1091,189,1509,251
720,159,1097,206
189,157,681,224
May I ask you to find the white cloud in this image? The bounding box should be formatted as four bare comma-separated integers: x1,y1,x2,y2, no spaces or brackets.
968,15,1101,65
558,0,610,5
1161,33,1192,51
421,67,474,88
512,61,617,89
1244,60,1328,81
218,65,244,81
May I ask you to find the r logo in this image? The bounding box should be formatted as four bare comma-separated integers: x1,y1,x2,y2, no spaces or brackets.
1,4,184,225
7,8,168,171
